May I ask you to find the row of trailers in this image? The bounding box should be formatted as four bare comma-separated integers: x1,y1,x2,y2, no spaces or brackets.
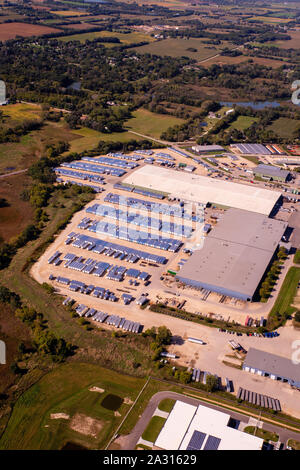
237,387,281,411
74,305,142,333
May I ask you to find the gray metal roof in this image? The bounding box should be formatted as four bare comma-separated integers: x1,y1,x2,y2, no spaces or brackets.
176,208,287,300
244,348,300,382
254,164,290,178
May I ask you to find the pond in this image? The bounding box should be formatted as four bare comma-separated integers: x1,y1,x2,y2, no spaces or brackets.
220,101,284,110
61,442,88,451
101,394,123,411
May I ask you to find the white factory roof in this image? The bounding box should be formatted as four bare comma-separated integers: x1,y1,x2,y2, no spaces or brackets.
123,165,281,215
155,401,263,451
155,401,197,450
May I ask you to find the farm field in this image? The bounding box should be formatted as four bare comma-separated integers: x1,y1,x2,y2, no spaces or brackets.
50,10,88,17
68,127,145,153
125,108,185,139
270,30,300,49
202,54,289,69
0,23,61,41
248,15,293,23
134,38,227,61
2,103,42,123
59,30,153,45
0,363,146,450
268,118,300,139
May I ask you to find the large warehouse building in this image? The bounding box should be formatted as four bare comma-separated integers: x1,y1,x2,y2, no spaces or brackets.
123,165,281,215
253,164,291,183
243,348,300,389
176,208,287,301
155,401,263,450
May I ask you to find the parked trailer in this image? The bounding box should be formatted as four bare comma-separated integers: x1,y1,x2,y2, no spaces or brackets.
188,337,205,345
192,369,197,381
195,369,201,383
274,399,281,412
203,371,208,385
271,398,277,411
237,387,242,399
160,352,177,359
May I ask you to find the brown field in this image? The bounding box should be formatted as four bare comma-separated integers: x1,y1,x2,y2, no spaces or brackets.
272,30,300,49
0,173,34,242
0,23,62,41
202,54,289,69
62,22,100,31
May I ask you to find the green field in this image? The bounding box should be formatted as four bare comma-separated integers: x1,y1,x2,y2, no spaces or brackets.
267,266,300,329
125,108,185,139
0,363,146,450
141,416,166,443
157,398,175,413
230,115,259,131
59,30,153,45
268,118,300,139
2,103,42,122
134,38,227,61
244,426,279,442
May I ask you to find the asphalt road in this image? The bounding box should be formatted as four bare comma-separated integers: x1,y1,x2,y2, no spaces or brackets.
121,389,300,450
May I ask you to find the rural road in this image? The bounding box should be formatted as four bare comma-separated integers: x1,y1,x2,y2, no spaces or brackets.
120,389,300,450
0,169,28,178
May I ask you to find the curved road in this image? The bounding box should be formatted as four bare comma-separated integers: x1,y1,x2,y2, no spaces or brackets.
120,389,300,450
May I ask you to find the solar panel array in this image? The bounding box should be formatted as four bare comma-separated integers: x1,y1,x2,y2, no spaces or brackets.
62,161,126,177
186,431,206,451
203,435,221,451
82,156,138,170
104,193,200,222
79,218,182,252
233,143,271,155
86,203,193,237
114,183,165,200
65,232,168,264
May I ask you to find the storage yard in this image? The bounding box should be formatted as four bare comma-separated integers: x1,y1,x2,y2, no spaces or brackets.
30,145,300,417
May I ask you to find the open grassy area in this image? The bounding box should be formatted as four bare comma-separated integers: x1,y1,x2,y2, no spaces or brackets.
244,426,279,442
134,38,227,61
125,108,185,139
2,103,42,122
68,127,145,153
59,30,153,45
268,118,300,139
230,115,259,131
141,416,166,443
157,398,175,413
0,363,145,450
267,266,300,329
294,250,300,264
0,173,34,241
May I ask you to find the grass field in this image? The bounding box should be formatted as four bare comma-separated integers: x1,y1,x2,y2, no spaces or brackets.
59,30,153,45
68,127,145,153
141,416,166,443
2,103,42,122
0,173,34,241
157,398,175,413
267,267,300,329
0,22,61,41
244,426,279,442
0,363,146,450
134,38,226,61
125,108,185,139
268,118,300,139
50,10,88,17
230,115,259,131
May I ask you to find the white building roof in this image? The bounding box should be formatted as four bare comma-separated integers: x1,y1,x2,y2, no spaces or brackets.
155,401,263,451
123,165,281,215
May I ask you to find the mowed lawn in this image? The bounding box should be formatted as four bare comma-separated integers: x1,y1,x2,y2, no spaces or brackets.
59,30,153,45
125,108,185,138
0,363,146,450
134,38,226,61
268,118,300,139
68,127,145,153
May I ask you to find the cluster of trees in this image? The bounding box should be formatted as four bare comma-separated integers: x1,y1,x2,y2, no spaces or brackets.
259,247,287,301
0,119,42,144
142,325,172,361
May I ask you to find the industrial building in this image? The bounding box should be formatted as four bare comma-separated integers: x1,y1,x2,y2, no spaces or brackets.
154,401,263,450
175,208,287,301
243,348,300,389
191,144,224,153
123,165,281,216
253,164,291,182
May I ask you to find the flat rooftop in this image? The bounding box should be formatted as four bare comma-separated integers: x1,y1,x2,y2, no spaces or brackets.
123,165,281,215
254,164,290,179
244,348,300,382
176,208,287,300
155,401,263,451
